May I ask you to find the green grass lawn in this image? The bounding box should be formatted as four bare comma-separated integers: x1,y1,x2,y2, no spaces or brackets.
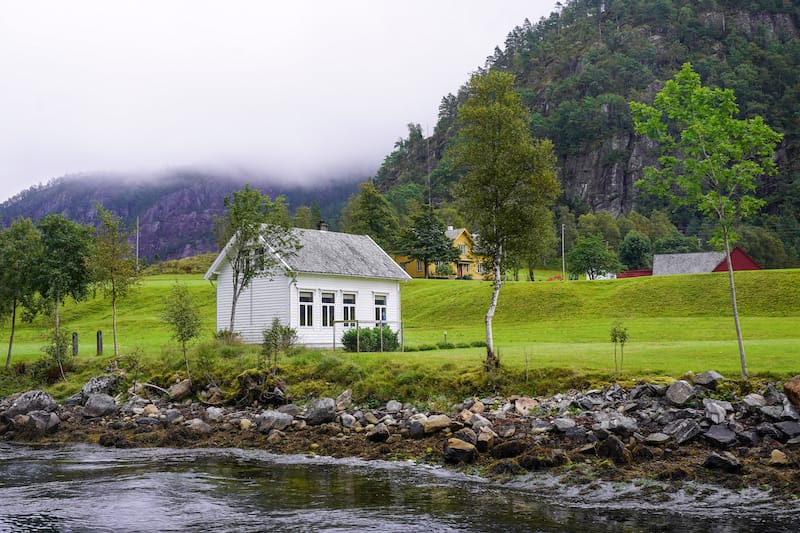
2,268,798,400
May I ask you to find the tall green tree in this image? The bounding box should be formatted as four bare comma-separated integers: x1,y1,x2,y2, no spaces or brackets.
219,184,298,343
35,214,93,378
452,70,560,368
397,205,460,278
92,204,139,357
568,235,623,280
618,230,652,270
344,181,400,251
0,218,41,369
630,62,783,379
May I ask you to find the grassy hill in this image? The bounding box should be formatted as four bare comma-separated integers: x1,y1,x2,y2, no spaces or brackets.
2,269,798,401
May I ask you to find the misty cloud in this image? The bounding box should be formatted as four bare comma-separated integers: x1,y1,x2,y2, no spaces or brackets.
0,1,556,201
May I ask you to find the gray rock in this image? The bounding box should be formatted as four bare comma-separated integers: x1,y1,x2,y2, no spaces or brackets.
82,375,120,398
306,398,336,426
14,410,60,434
742,393,766,409
702,451,742,473
703,424,737,448
645,432,671,445
775,421,800,439
164,409,184,424
737,430,760,446
408,414,426,439
596,435,632,465
452,427,478,446
666,380,695,406
63,392,84,407
4,390,58,420
553,418,577,432
594,412,638,435
205,406,224,421
136,416,160,426
782,399,800,421
444,438,477,464
663,419,701,445
185,418,212,433
756,422,781,440
469,413,493,432
760,405,785,421
277,404,301,417
256,410,294,433
703,399,729,424
531,419,553,434
168,379,192,401
339,413,356,429
366,422,390,442
694,370,724,389
385,400,402,413
514,397,539,416
82,394,117,418
476,427,496,453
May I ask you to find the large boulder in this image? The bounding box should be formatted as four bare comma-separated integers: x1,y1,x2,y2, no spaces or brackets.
663,419,701,445
694,370,724,389
256,410,294,433
784,376,800,409
82,394,118,418
14,410,60,434
596,435,632,465
666,380,695,406
168,379,193,401
702,452,742,474
423,414,452,434
3,390,58,420
306,398,336,426
703,424,738,448
444,438,477,464
703,399,730,424
366,422,390,442
82,375,121,398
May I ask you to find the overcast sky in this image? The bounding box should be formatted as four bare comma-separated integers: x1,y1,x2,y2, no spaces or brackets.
0,1,557,202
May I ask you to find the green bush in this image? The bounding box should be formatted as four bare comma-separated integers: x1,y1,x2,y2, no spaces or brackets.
418,344,437,351
455,342,471,348
341,326,399,352
470,340,487,347
437,342,455,350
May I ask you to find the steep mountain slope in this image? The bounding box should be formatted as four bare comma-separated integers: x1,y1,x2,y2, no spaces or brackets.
0,171,358,261
374,0,800,223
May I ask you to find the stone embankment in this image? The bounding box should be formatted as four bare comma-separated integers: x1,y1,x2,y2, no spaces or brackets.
2,372,800,496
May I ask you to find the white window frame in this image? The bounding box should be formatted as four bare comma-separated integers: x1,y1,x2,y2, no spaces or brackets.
299,291,313,327
322,292,335,327
374,294,387,324
343,293,356,328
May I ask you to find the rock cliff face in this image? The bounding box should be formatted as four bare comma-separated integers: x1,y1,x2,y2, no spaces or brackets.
0,172,358,261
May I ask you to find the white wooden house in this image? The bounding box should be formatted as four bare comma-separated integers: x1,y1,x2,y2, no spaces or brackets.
204,227,411,348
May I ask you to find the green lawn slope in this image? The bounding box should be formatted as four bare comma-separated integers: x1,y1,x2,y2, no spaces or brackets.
2,268,798,400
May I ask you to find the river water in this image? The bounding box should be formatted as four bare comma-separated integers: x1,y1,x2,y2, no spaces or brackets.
0,443,795,532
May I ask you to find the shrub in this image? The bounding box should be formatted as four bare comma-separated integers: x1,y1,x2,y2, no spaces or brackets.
437,342,455,350
455,342,471,348
341,326,399,352
470,340,487,347
418,344,437,351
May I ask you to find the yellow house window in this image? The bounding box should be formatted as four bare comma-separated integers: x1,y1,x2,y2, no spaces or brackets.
458,244,466,255
416,260,423,272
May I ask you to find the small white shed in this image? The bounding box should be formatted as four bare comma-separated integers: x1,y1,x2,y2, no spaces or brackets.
204,228,411,348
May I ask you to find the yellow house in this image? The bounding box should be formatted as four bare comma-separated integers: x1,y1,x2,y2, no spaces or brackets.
395,226,488,280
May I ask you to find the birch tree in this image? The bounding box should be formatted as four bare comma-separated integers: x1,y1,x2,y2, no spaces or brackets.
452,70,560,370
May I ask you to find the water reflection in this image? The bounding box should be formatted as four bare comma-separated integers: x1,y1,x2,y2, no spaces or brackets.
0,444,795,532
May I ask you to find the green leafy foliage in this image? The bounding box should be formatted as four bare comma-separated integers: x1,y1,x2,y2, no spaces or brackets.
619,230,652,270
341,326,399,353
161,282,202,380
397,205,460,278
568,236,624,279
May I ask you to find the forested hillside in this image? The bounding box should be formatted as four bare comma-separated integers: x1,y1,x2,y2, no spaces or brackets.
0,172,358,261
373,0,800,263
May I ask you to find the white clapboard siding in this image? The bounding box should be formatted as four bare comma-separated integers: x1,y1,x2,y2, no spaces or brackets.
289,274,402,349
214,262,291,343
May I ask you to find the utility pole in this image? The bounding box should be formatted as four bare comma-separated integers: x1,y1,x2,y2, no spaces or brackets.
561,223,566,281
136,216,140,274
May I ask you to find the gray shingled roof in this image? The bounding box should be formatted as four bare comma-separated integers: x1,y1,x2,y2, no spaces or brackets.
652,251,726,275
445,227,465,240
283,229,410,280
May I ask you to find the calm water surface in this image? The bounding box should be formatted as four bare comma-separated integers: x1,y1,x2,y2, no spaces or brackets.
0,443,795,532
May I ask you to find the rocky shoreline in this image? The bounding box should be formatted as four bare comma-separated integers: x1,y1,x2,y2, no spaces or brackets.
2,371,800,500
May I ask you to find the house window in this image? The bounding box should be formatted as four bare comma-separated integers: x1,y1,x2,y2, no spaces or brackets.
322,292,335,327
416,260,423,272
458,244,466,255
374,294,387,323
343,293,356,327
299,291,313,327
464,264,470,274
477,262,484,274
